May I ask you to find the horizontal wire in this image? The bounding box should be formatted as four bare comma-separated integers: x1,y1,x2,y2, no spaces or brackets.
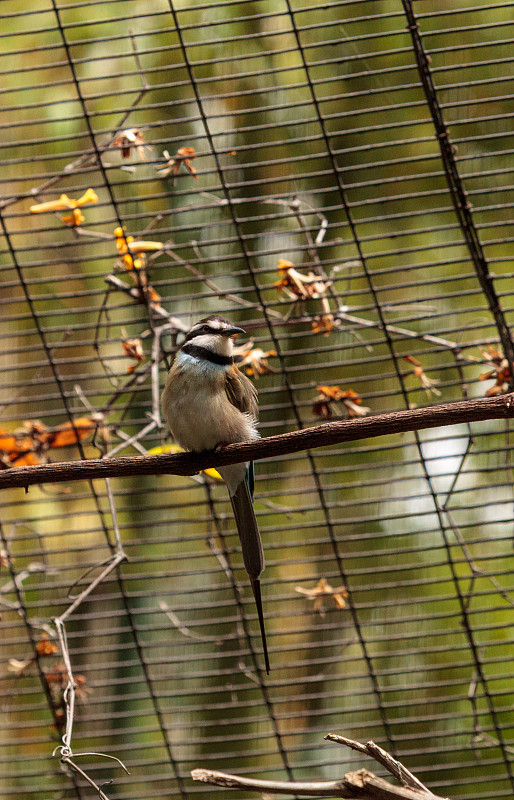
3,3,514,796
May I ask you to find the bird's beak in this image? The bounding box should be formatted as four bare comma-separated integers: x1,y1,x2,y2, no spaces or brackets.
223,326,245,337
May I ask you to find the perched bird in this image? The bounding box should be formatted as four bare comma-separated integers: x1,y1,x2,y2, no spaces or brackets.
161,315,269,673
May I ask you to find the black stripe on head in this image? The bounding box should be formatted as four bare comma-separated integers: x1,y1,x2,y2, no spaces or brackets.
181,342,233,366
182,315,233,344
199,314,232,326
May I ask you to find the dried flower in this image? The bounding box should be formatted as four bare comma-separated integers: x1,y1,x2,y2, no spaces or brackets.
341,390,372,418
121,330,145,373
35,636,59,657
113,127,152,160
403,355,441,397
312,385,370,420
233,340,277,378
114,226,163,257
114,226,163,272
478,345,511,396
275,259,331,302
61,208,85,227
311,313,336,335
120,239,164,255
295,577,348,616
30,188,98,214
145,285,162,306
156,147,198,182
113,228,163,308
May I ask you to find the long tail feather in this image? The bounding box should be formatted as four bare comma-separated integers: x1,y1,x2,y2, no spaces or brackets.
250,576,270,675
230,477,269,673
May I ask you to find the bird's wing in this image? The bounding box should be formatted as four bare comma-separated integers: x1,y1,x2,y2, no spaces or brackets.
225,364,259,420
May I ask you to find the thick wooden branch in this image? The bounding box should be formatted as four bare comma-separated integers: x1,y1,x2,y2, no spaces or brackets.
0,394,512,491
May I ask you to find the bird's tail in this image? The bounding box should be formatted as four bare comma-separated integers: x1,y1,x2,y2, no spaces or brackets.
230,477,270,674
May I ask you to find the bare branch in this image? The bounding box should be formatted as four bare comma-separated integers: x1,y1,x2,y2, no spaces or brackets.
191,767,446,800
325,736,432,795
337,310,481,363
104,274,188,329
191,767,356,797
192,736,450,800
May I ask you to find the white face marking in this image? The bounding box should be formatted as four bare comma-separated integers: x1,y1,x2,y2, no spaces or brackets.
190,331,234,357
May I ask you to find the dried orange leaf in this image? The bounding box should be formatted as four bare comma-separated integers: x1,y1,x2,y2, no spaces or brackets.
312,385,370,419
48,418,96,448
0,430,18,453
10,452,42,467
234,341,278,378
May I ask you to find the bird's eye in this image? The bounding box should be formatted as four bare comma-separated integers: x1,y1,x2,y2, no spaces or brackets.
202,325,211,333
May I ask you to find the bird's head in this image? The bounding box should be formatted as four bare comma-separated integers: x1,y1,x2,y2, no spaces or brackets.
182,315,245,357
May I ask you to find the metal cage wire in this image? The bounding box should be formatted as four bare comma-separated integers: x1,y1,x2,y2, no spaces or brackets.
1,1,514,799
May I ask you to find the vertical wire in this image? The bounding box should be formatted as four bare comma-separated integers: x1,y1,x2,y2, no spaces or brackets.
48,4,187,794
166,0,298,781
284,0,399,755
402,0,514,387
400,0,514,785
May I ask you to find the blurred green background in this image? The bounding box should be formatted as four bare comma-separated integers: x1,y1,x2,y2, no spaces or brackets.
1,1,514,799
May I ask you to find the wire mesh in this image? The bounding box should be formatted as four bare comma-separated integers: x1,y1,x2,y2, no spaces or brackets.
1,1,514,799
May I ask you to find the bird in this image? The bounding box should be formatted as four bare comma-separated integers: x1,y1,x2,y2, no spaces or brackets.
161,315,269,673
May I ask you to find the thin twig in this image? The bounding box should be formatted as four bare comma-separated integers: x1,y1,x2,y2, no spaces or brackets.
104,274,188,328
52,478,127,753
55,751,129,800
159,600,232,643
328,738,431,795
337,311,481,364
166,244,282,316
104,420,157,460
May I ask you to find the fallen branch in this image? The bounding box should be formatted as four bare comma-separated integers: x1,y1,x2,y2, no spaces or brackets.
0,394,512,490
191,734,449,800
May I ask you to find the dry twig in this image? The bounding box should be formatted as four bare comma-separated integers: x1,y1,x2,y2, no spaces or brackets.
191,734,449,800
